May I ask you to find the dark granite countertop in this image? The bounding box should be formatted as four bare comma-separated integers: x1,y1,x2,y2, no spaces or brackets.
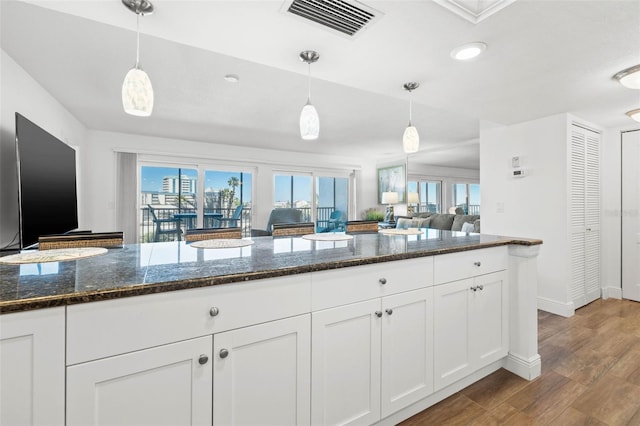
0,230,542,314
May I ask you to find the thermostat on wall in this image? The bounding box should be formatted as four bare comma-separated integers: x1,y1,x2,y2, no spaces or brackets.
512,168,526,178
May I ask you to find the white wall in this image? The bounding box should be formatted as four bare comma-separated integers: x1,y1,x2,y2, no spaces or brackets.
0,49,88,248
480,114,572,315
84,130,373,235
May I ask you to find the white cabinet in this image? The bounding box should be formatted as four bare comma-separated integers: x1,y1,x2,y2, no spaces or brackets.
569,124,601,308
433,271,508,390
0,307,65,426
213,314,311,426
311,288,433,425
66,336,212,426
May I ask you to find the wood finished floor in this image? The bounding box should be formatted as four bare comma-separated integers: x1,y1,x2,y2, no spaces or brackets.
399,298,640,426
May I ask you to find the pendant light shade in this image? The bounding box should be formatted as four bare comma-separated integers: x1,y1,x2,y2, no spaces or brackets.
121,0,154,117
402,82,420,154
403,125,419,153
122,66,154,116
299,50,320,140
300,102,320,140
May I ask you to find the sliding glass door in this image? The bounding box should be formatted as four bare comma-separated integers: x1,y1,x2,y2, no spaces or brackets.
204,170,252,235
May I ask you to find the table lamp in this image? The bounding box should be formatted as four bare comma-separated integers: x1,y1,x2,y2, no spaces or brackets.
381,192,399,222
407,192,419,215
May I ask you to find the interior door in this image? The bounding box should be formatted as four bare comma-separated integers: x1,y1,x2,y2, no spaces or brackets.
622,130,640,301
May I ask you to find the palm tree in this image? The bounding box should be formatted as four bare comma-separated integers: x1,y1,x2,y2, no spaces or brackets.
227,177,240,211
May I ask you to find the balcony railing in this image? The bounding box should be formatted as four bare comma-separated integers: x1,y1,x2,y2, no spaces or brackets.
140,206,253,242
140,206,347,242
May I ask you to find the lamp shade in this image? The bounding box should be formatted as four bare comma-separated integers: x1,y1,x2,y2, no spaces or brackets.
408,192,419,204
381,192,399,204
122,66,154,116
627,109,640,122
300,102,319,140
403,125,419,153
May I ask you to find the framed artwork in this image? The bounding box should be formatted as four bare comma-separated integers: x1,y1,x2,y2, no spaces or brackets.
377,164,406,204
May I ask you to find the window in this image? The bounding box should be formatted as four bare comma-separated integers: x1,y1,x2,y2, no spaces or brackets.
450,183,480,214
408,179,442,214
140,166,198,242
204,170,252,235
274,173,351,231
316,176,348,231
274,174,313,221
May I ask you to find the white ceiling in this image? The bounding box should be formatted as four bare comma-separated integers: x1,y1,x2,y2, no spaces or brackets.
1,0,639,170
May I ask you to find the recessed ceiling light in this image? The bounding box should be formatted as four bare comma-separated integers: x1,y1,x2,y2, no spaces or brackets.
450,42,487,61
626,108,640,122
613,65,640,89
224,74,239,83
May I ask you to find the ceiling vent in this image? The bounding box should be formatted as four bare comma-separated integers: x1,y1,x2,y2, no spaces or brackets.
433,0,517,24
283,0,382,38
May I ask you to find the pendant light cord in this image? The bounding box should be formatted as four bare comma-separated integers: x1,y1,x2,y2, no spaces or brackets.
307,62,312,103
135,13,140,67
408,89,413,126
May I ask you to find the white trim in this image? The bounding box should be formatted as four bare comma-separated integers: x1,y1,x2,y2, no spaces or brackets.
602,286,622,299
113,147,362,172
504,353,541,380
377,359,503,426
537,296,574,317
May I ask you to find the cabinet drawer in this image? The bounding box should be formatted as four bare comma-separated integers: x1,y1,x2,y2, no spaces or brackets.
434,246,508,284
67,275,311,365
312,257,434,310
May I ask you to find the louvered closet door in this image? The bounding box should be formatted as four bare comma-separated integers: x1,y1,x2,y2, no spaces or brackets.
569,125,601,309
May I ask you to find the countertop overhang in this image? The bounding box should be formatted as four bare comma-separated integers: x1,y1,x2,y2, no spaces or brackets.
0,230,541,314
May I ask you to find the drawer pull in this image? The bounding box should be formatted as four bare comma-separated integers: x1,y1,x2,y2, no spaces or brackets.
477,285,484,291
375,311,383,318
385,308,393,315
470,286,477,292
209,307,220,317
198,354,209,365
219,349,229,359
379,278,387,285
473,261,481,267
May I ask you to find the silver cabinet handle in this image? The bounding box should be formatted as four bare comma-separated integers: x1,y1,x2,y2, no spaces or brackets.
473,261,481,267
375,311,383,318
477,285,484,291
219,349,229,359
198,354,209,365
209,307,220,317
379,278,387,285
385,308,393,315
470,286,477,292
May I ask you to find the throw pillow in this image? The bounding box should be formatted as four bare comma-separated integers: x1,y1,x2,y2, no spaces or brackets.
461,222,475,233
396,217,413,229
412,217,431,228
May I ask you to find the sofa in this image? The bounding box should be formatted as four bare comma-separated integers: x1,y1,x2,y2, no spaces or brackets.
396,212,481,233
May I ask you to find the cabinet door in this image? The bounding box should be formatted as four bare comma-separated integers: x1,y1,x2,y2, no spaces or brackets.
381,288,434,418
0,308,65,426
67,336,212,426
433,278,474,390
470,271,508,369
213,314,311,426
312,299,381,426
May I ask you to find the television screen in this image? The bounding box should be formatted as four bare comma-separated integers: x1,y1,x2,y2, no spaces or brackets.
16,113,78,249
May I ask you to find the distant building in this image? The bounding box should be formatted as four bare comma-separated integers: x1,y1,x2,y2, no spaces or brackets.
162,175,197,194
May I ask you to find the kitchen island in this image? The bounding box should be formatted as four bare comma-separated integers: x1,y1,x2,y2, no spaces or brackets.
1,230,541,426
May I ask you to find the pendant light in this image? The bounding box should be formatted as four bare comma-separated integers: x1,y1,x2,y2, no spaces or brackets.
299,50,320,140
402,82,420,153
121,0,154,117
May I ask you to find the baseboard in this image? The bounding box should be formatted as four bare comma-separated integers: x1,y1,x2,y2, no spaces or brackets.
602,286,622,300
504,353,541,380
377,360,504,426
537,296,574,317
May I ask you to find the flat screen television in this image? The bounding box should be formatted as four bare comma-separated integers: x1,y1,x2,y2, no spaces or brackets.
15,113,78,249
